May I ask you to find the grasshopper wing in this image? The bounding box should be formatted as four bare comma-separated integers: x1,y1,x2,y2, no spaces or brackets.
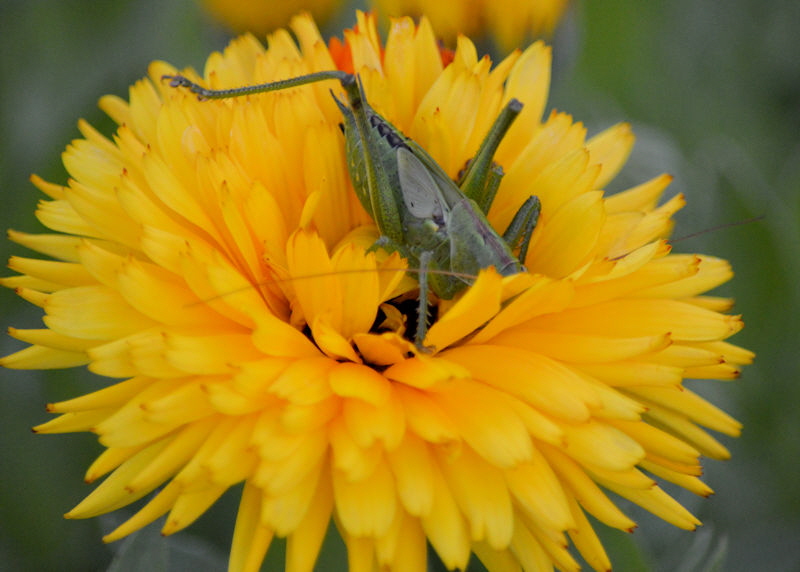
396,147,446,221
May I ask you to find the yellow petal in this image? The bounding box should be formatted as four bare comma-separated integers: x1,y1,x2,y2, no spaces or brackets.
388,434,436,517
229,482,274,572
445,345,600,422
0,345,89,369
44,285,158,340
606,173,672,213
342,390,405,449
420,465,471,571
561,421,645,472
333,459,397,537
285,468,334,571
66,444,172,519
500,42,552,162
437,446,514,548
432,378,534,467
602,482,701,531
48,376,153,413
353,332,413,366
490,329,671,364
533,298,742,342
505,448,574,532
627,385,742,436
311,315,361,362
162,484,227,535
528,191,606,278
103,482,182,543
586,122,635,189
565,494,613,572
426,269,504,351
540,443,637,531
8,256,95,286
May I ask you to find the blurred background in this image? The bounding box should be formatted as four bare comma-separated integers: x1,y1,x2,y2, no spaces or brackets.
1,0,798,570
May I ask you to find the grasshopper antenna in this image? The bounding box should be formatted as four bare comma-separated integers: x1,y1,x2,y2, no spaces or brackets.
609,215,765,261
162,71,351,100
670,215,765,243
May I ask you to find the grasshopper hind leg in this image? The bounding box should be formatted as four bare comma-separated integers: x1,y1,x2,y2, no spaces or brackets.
458,99,523,213
414,250,436,352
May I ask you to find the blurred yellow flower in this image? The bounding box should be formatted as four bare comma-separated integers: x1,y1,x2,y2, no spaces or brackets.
201,0,340,35
2,11,751,572
372,0,570,51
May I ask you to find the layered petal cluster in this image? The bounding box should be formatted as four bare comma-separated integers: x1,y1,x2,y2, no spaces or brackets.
2,12,751,572
372,0,570,51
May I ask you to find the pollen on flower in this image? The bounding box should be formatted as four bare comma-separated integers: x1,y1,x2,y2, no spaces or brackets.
2,10,751,572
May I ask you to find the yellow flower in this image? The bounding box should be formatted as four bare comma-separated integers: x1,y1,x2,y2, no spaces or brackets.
2,11,751,572
201,0,341,35
371,0,570,51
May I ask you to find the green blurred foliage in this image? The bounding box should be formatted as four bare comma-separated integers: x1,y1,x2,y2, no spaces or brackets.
552,2,800,569
1,0,798,570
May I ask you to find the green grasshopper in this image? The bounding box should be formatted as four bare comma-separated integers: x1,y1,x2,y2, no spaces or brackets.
165,71,540,350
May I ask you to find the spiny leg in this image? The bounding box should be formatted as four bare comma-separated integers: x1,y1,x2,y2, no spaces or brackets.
415,250,434,352
503,196,541,264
